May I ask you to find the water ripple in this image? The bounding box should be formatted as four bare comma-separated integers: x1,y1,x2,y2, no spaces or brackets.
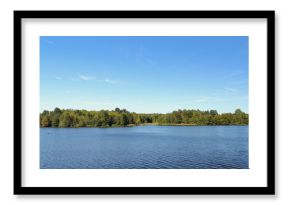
40,126,248,169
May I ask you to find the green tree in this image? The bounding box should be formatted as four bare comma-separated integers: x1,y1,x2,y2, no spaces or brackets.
40,115,51,127
40,107,248,128
51,115,60,127
120,113,129,126
234,108,243,115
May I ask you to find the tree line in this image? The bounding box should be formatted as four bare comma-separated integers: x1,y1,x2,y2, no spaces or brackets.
40,107,248,128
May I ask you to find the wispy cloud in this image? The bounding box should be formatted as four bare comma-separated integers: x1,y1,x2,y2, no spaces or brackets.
103,78,119,84
96,78,120,84
55,72,122,86
224,69,246,79
69,75,120,84
224,87,239,93
230,80,247,85
79,75,93,81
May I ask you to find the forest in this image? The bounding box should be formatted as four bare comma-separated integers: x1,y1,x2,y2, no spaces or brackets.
40,107,248,128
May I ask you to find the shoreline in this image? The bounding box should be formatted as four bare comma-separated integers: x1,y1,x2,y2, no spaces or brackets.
40,123,248,128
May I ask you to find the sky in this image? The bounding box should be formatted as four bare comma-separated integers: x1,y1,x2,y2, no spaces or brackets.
40,36,248,114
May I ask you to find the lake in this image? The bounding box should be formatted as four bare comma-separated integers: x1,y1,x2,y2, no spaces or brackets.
40,126,248,169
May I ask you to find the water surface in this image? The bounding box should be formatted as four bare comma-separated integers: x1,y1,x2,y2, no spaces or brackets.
40,126,248,169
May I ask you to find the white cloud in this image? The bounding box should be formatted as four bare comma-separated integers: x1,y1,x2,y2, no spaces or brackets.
55,76,62,80
104,78,119,84
79,75,93,81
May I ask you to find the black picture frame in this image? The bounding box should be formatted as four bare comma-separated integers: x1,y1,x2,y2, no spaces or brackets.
14,10,275,195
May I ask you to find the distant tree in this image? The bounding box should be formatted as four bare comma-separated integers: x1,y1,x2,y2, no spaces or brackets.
59,112,70,127
54,107,62,114
40,107,248,128
115,108,121,113
40,115,51,127
234,108,243,115
135,116,142,125
51,115,59,127
120,113,129,126
210,110,218,115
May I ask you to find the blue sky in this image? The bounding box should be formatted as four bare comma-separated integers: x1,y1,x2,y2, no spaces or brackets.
40,36,248,114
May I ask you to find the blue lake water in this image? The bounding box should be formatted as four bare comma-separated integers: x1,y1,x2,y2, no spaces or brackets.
40,126,248,169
